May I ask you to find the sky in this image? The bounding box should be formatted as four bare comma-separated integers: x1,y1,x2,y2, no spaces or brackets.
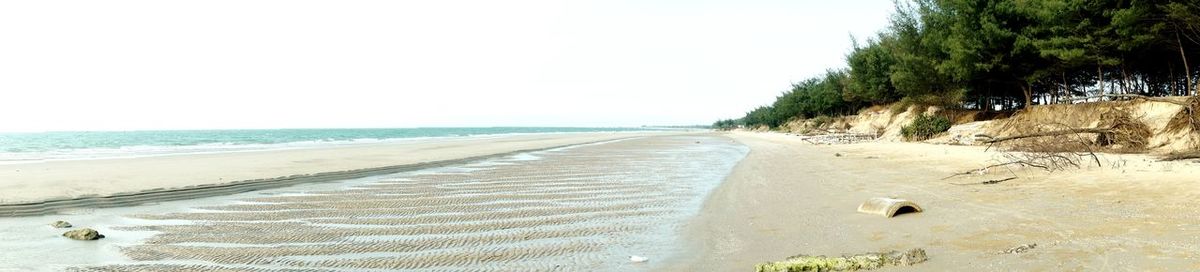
0,0,895,131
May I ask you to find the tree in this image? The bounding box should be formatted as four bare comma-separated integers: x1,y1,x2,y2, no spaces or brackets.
847,34,900,104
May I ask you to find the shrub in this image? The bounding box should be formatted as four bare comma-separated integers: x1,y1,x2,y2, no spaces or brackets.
810,115,833,128
901,114,951,141
889,99,913,115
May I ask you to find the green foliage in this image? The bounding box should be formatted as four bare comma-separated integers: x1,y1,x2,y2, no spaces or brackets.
754,249,927,272
717,0,1200,128
901,114,951,141
755,254,885,272
810,115,833,128
711,119,740,130
736,70,855,128
846,36,899,104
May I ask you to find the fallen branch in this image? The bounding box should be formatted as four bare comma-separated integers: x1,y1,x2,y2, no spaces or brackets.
976,128,1112,144
941,162,1022,180
951,177,1017,186
1159,150,1200,161
941,161,1048,180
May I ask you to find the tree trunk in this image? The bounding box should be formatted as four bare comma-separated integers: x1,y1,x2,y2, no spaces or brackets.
1170,63,1178,96
1178,32,1193,96
1121,66,1131,95
1058,71,1066,104
1021,82,1033,109
1097,65,1105,101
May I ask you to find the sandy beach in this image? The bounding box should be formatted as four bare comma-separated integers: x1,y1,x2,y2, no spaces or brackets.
0,132,675,208
4,131,1200,270
675,131,1200,270
0,133,747,271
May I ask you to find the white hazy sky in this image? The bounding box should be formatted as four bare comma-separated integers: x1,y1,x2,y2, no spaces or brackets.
0,0,894,131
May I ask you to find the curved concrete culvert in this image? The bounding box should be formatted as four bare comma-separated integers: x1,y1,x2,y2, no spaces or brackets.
857,197,923,218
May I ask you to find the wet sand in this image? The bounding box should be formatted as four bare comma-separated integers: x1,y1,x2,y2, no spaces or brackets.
0,132,677,214
10,130,1200,270
2,134,746,271
677,131,1200,270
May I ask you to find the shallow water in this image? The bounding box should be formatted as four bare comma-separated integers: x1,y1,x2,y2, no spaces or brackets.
0,135,746,271
0,128,663,163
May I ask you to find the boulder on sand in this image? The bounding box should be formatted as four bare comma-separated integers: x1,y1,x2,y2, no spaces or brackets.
62,228,105,240
50,221,72,228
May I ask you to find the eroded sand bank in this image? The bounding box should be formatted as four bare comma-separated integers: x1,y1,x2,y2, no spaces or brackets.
676,131,1200,270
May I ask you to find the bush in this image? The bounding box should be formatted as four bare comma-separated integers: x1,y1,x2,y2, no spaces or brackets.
901,114,951,141
810,115,833,128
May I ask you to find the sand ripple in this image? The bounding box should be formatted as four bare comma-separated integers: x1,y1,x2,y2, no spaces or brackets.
74,136,746,271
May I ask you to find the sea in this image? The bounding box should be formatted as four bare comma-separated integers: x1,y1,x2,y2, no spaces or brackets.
0,127,663,163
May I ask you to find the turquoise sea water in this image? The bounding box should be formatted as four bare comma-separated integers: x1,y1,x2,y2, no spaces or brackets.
0,127,661,162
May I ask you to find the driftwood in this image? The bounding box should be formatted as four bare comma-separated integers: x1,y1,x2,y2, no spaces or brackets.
941,161,1025,180
975,128,1113,144
951,177,1018,186
1159,150,1200,161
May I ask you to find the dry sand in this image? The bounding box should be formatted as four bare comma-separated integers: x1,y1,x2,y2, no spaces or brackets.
9,129,1200,270
674,131,1200,271
0,132,677,206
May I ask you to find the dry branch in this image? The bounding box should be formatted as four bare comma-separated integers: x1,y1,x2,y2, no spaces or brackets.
941,161,1043,180
975,128,1113,144
1159,150,1200,161
951,177,1017,186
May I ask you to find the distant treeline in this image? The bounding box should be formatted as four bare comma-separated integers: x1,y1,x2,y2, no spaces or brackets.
716,0,1200,129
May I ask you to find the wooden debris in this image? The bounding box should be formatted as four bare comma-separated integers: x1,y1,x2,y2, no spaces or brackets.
1159,150,1200,161
951,177,1017,186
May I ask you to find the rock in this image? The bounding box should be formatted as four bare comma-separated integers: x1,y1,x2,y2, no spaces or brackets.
50,221,72,228
62,228,105,240
835,153,843,157
1002,243,1036,254
885,248,928,266
755,248,927,272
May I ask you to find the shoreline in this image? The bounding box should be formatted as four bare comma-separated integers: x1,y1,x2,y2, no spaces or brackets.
0,141,600,217
0,132,681,215
0,130,669,165
0,133,744,271
673,131,1200,270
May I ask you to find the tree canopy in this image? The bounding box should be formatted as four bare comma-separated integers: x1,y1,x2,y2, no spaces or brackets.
716,0,1200,130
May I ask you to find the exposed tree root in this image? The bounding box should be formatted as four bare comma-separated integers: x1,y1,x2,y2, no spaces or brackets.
1060,94,1189,106
975,128,1113,144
